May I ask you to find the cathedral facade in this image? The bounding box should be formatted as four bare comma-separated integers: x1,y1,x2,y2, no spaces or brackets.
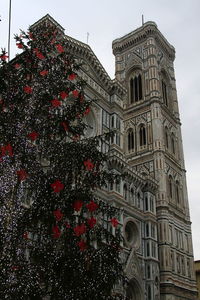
32,15,197,300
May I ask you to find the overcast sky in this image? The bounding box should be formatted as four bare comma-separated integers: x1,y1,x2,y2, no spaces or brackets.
1,0,200,260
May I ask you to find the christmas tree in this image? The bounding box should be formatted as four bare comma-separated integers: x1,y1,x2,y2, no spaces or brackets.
0,20,125,299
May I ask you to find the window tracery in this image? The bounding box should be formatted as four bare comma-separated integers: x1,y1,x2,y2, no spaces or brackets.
169,175,173,199
165,127,169,149
160,70,170,108
171,133,175,154
162,79,168,106
175,180,180,203
139,124,147,147
130,72,143,103
128,128,134,151
123,184,128,201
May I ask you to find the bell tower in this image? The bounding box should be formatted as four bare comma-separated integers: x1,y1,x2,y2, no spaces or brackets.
113,22,197,300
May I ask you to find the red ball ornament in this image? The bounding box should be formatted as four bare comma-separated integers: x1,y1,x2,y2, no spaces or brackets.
68,73,77,81
14,63,21,69
72,90,79,98
16,43,23,49
0,54,9,61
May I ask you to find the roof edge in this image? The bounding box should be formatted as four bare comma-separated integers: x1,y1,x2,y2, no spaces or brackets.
30,14,65,32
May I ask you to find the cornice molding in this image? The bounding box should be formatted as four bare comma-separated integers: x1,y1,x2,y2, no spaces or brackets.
29,14,126,96
112,22,175,61
64,35,127,96
64,35,110,85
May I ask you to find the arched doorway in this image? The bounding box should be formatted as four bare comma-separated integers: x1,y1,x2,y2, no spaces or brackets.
126,279,142,300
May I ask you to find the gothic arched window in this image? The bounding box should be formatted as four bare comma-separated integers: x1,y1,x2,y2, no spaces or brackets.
145,196,148,211
175,180,180,203
139,124,146,146
146,223,149,236
130,188,134,204
169,175,173,199
171,133,175,154
128,129,134,151
130,73,143,103
123,184,128,201
147,286,152,300
165,127,169,149
147,265,151,278
130,78,134,103
162,79,168,106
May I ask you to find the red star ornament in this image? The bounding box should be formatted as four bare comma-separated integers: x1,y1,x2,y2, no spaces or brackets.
87,217,96,229
53,209,64,222
23,86,32,94
51,99,61,107
60,91,68,100
110,218,119,228
68,73,77,81
84,159,94,171
1,144,13,157
40,70,48,76
77,239,87,251
86,201,98,212
56,44,64,53
73,200,83,212
72,90,79,98
27,131,39,141
51,180,64,193
74,223,87,236
17,169,28,181
52,225,61,239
